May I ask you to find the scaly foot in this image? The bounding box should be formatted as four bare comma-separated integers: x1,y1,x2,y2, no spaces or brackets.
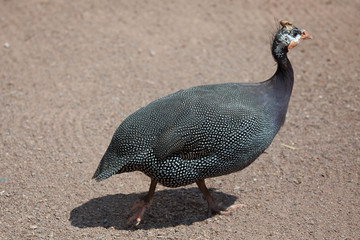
128,180,157,225
208,202,246,216
128,198,152,225
196,179,245,216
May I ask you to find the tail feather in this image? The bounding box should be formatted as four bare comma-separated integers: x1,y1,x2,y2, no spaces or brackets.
93,147,151,181
92,149,127,181
92,168,120,182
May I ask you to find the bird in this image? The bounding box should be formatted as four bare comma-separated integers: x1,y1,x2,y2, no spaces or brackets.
93,20,311,225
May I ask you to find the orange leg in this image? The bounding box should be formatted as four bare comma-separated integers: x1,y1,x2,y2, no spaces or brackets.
196,179,245,215
128,179,157,225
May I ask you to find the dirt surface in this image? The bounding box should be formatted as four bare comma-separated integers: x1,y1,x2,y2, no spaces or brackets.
1,0,359,239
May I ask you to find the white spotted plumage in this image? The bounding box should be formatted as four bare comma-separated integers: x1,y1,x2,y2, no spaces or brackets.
93,82,283,188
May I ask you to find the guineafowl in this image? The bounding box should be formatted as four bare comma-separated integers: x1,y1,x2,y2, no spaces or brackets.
93,20,311,225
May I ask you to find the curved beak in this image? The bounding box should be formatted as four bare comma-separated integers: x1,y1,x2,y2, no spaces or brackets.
288,29,312,49
300,30,312,40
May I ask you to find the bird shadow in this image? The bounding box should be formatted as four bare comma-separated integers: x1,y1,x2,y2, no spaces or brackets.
69,187,237,230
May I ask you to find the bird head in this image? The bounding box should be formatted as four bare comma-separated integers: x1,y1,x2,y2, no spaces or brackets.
275,20,312,50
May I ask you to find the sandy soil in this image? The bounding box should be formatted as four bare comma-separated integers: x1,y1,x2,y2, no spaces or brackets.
1,0,359,239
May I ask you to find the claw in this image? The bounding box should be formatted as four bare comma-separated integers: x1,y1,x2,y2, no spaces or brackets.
128,201,147,225
197,179,245,217
127,180,157,225
208,202,246,216
218,203,246,215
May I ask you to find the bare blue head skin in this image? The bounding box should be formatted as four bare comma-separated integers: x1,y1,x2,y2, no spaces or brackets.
272,20,312,66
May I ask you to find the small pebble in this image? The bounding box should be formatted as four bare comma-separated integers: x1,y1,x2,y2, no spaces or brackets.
149,49,156,56
4,42,10,48
103,219,110,228
30,225,38,230
0,177,8,183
